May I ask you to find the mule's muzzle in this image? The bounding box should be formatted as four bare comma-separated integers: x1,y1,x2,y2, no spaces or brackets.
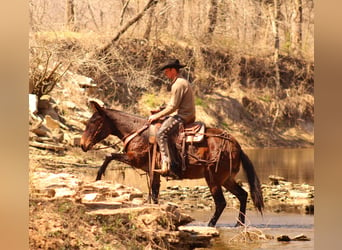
81,144,88,152
80,137,92,152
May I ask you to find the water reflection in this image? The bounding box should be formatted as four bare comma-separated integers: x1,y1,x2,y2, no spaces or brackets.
105,148,314,191
239,148,314,185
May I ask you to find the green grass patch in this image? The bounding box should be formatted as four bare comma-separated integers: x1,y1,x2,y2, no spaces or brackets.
142,93,162,108
258,95,272,103
195,97,209,108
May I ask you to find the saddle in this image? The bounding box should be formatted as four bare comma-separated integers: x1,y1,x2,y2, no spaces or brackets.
148,121,206,178
148,121,205,144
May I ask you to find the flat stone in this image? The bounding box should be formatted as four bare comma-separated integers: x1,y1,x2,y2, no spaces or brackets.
178,226,219,237
82,201,123,210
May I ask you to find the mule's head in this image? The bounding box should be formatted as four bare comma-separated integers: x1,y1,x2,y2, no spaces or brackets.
81,101,112,152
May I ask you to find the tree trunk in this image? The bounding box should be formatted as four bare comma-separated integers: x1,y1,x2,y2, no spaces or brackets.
291,0,303,56
206,0,219,41
87,0,99,31
143,4,155,40
269,0,281,91
270,0,281,130
120,0,131,26
66,0,75,31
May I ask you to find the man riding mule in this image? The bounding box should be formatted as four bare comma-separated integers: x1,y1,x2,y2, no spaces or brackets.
80,101,264,227
148,59,196,178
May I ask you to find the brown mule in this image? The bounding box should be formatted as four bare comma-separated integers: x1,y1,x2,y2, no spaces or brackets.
81,101,264,227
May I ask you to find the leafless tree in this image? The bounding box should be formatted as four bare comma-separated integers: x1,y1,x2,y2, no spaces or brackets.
66,0,75,30
291,0,303,56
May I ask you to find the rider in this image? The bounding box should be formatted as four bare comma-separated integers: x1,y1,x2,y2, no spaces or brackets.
148,59,196,177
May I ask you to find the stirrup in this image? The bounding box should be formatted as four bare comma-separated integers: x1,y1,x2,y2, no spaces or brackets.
153,169,169,175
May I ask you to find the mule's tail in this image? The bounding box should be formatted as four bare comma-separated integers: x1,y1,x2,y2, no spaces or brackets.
240,150,264,214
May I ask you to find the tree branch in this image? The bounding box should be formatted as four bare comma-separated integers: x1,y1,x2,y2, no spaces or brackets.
98,0,158,57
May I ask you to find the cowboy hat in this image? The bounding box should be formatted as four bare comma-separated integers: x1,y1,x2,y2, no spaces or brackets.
159,59,186,71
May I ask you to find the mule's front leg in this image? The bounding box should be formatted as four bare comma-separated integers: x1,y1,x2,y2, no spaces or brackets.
96,153,133,181
96,154,113,180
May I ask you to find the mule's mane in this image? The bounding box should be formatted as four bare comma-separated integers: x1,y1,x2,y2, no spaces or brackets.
104,107,147,136
106,108,146,120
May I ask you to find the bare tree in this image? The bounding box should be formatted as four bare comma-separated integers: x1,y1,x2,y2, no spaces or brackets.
206,0,219,41
291,0,303,56
98,0,159,56
120,0,131,26
268,0,281,130
66,0,75,30
87,0,99,31
143,4,156,40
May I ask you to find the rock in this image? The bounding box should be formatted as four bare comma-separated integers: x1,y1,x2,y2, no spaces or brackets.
82,201,123,210
29,94,38,114
269,175,287,185
277,234,310,241
30,172,82,198
131,198,144,206
72,136,81,147
277,235,291,241
178,226,219,237
292,234,311,241
288,190,309,199
305,204,314,214
82,193,99,202
87,204,194,227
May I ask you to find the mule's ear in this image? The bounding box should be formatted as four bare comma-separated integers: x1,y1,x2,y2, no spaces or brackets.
89,101,103,113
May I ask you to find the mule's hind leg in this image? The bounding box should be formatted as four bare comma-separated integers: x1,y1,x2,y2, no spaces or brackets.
223,179,248,226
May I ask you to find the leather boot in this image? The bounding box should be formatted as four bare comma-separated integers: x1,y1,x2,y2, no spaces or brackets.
154,161,170,175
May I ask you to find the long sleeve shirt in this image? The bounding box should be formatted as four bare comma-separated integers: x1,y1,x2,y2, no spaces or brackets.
154,77,196,124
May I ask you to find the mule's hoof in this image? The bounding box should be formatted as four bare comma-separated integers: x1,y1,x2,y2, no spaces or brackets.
234,222,245,227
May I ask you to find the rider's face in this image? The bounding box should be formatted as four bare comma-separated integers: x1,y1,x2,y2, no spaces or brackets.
164,68,176,80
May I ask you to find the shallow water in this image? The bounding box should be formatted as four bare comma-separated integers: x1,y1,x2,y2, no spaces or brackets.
190,210,314,249
241,148,314,185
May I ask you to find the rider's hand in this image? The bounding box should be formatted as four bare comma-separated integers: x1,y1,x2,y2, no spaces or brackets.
148,114,159,123
150,109,159,114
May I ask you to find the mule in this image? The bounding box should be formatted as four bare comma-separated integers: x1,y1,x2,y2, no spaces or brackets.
80,101,264,227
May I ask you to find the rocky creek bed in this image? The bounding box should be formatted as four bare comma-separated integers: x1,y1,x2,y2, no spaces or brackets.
159,175,314,215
